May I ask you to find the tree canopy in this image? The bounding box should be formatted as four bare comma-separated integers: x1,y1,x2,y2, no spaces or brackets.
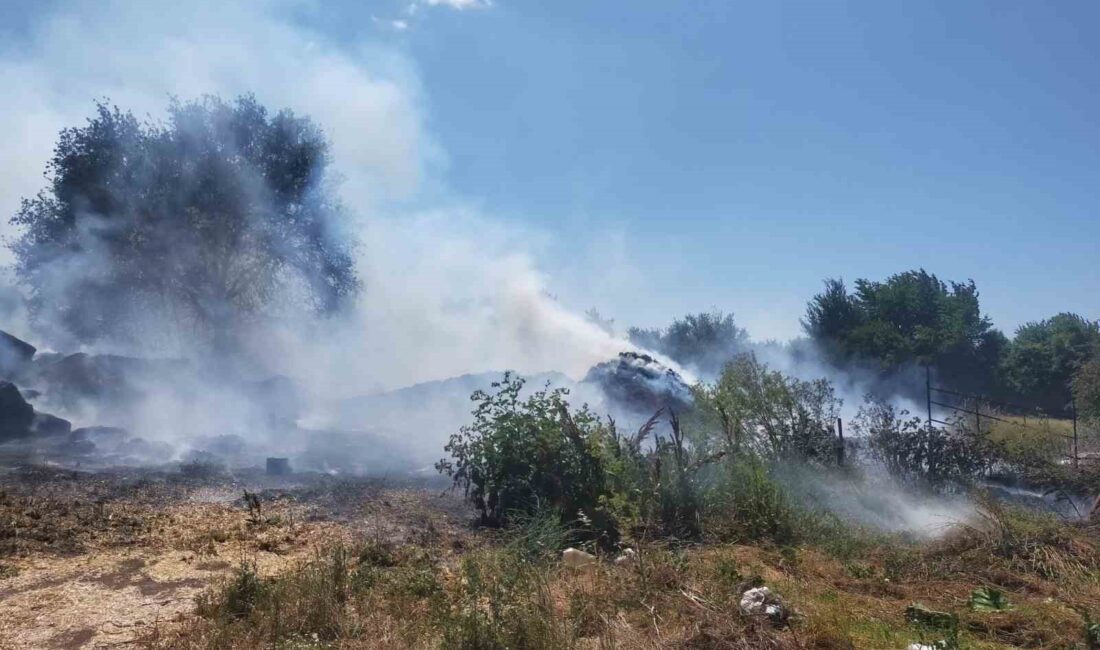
9,95,358,351
628,310,749,377
1075,357,1100,424
1002,313,1100,412
802,270,1006,394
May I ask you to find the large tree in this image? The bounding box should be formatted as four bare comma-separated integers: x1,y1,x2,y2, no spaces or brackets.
1002,313,1100,413
802,270,1006,394
10,95,358,351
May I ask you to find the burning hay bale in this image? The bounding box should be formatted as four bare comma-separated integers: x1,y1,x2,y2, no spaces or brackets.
582,351,693,416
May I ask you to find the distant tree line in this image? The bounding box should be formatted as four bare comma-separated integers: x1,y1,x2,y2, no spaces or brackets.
627,269,1099,418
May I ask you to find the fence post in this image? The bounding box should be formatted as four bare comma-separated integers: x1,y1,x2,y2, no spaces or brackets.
926,366,933,434
836,417,844,467
1073,397,1079,468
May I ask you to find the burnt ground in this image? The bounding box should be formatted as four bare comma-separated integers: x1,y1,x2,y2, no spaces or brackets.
0,463,472,649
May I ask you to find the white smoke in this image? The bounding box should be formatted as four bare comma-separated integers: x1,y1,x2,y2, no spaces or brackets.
0,0,649,395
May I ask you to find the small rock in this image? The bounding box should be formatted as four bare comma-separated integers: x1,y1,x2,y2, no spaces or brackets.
614,548,637,566
562,547,597,569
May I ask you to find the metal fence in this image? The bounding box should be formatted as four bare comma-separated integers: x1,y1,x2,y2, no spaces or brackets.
923,366,1093,466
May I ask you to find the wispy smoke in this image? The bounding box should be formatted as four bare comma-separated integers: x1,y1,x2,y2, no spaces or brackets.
0,0,670,470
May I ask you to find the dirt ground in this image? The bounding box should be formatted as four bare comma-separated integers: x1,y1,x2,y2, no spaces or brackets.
0,464,470,649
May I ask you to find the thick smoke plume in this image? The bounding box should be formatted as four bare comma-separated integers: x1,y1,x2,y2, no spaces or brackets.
0,0,681,471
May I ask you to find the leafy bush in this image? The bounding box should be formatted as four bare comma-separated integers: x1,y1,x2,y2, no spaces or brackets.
437,373,617,544
853,395,985,491
439,363,857,548
704,457,799,544
692,354,841,463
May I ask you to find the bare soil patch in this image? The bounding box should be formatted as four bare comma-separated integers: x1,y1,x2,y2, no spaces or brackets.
0,465,469,649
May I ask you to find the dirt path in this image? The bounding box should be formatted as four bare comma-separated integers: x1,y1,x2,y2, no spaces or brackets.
0,467,467,649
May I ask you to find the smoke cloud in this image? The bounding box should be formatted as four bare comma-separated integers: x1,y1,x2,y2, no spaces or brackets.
0,0,679,477
0,0,646,388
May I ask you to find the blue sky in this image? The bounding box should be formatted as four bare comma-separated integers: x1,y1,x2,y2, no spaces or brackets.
3,0,1098,343
336,0,1100,339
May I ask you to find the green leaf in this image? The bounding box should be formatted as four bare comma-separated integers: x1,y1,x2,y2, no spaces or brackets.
969,586,1011,612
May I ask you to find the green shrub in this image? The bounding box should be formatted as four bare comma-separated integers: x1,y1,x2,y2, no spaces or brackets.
704,457,798,545
437,372,618,545
691,354,842,464
196,562,267,621
853,395,985,491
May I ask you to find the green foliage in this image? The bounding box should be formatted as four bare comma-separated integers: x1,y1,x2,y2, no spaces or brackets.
803,271,1005,395
438,363,843,548
10,95,358,349
502,509,573,563
692,354,841,463
968,586,1011,612
436,372,617,544
704,456,799,545
628,310,749,376
198,562,267,621
802,278,861,346
599,408,706,541
852,395,985,491
1003,313,1100,412
1085,615,1100,650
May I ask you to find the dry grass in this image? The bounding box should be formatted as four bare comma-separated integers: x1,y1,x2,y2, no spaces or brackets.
0,466,467,649
150,509,1100,650
4,466,1100,649
983,416,1074,465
